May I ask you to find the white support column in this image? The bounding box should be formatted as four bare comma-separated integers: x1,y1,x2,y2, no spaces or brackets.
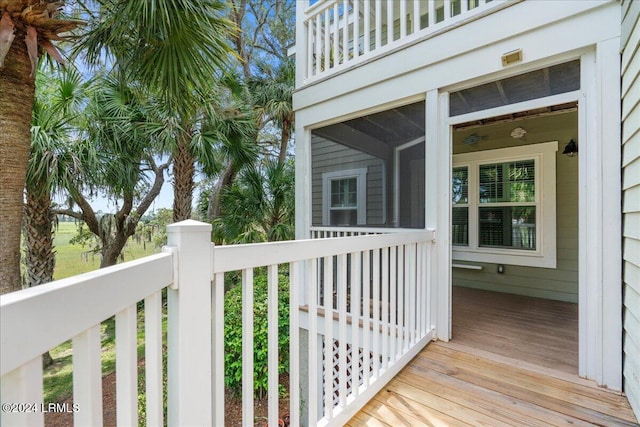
166,220,213,426
580,40,623,390
296,126,312,240
427,89,450,341
597,35,622,393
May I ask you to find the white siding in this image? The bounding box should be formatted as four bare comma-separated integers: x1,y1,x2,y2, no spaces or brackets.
622,0,640,419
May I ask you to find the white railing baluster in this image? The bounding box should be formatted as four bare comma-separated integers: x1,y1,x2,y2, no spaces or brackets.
350,251,362,398
362,250,371,387
408,243,417,346
315,14,322,75
145,291,163,427
212,271,225,427
371,249,380,379
390,246,397,363
307,259,319,427
404,244,411,351
386,0,393,44
343,0,350,63
353,0,360,58
323,9,330,72
337,253,348,408
397,246,404,356
307,18,314,78
323,255,334,420
381,247,389,371
416,242,424,339
116,305,138,426
73,325,103,427
364,0,371,53
0,357,44,426
289,261,301,427
444,0,452,20
242,268,254,427
428,0,436,26
400,0,407,38
426,241,433,335
414,0,421,33
267,264,279,427
333,3,339,68
375,0,382,49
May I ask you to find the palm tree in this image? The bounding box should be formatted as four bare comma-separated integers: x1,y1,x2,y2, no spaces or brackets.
250,58,295,165
24,66,86,288
205,73,259,224
0,1,81,293
78,0,236,222
213,158,293,244
55,72,170,268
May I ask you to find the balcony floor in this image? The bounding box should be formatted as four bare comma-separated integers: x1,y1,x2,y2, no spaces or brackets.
347,288,638,426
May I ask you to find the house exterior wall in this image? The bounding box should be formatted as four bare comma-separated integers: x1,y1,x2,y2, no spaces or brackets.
311,135,385,226
621,0,640,418
452,112,578,303
294,0,623,390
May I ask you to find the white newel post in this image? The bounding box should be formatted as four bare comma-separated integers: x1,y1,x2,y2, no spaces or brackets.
166,220,213,426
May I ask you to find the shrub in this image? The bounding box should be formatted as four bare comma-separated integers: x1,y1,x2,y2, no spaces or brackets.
224,270,290,399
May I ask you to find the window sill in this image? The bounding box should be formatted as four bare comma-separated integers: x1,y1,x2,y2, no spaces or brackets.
453,248,556,269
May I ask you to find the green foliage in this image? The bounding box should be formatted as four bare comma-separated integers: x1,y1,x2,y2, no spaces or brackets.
224,270,290,399
213,159,294,244
144,208,174,248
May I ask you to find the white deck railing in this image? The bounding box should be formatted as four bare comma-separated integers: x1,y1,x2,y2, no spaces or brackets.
297,0,513,84
1,220,436,427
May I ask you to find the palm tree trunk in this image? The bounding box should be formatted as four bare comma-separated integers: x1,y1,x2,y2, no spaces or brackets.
207,162,240,224
0,33,36,294
24,186,56,368
278,119,291,166
23,188,55,287
173,131,195,222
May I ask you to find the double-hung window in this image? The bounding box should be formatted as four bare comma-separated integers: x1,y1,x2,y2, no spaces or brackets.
322,168,367,226
452,141,557,268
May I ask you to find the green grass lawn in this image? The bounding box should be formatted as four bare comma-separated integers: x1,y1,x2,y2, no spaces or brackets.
53,222,159,279
43,222,164,404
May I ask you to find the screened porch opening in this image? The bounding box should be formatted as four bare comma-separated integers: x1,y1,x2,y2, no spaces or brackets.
451,105,579,375
311,100,426,230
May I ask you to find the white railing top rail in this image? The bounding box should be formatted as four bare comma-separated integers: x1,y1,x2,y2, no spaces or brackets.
0,252,173,376
304,0,342,18
213,229,435,273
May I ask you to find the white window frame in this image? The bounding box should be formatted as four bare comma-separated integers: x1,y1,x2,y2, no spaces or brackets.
452,141,558,268
322,168,367,226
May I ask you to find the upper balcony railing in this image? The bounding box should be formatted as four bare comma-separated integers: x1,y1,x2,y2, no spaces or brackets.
296,0,514,85
1,220,436,427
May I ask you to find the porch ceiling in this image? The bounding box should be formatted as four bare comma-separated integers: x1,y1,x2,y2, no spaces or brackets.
315,101,426,151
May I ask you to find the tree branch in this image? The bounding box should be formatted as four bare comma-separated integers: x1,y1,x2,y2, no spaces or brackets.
51,208,83,221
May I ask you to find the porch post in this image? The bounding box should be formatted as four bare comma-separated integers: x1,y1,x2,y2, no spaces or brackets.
166,220,213,425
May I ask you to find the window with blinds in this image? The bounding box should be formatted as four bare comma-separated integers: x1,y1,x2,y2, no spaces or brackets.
452,141,558,268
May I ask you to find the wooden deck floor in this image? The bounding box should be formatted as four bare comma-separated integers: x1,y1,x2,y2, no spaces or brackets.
347,288,639,426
